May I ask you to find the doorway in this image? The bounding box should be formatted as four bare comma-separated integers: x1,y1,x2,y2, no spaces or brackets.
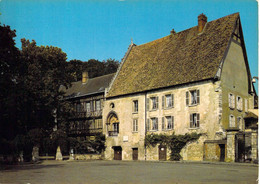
158,145,167,161
132,148,138,160
113,146,122,160
219,144,225,162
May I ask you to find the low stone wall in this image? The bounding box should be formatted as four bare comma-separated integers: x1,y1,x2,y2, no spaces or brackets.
74,154,103,160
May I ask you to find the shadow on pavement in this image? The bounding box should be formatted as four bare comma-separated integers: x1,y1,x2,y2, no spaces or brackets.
0,161,64,172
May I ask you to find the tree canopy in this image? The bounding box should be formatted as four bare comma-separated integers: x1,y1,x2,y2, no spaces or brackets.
0,23,119,161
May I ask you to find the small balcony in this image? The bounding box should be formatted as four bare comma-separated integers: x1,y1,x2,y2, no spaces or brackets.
108,131,118,136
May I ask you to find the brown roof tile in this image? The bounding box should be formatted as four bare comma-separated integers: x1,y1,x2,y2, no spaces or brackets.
107,13,239,97
63,73,115,98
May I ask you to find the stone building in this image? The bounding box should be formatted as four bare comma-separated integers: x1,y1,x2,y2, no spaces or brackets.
61,72,114,154
103,13,258,162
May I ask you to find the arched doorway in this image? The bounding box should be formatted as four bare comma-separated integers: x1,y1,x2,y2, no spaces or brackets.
106,112,119,136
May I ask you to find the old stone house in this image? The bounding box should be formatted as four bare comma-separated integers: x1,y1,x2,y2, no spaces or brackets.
103,13,258,162
61,72,114,155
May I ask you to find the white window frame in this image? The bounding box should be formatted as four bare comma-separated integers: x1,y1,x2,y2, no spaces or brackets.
186,90,200,106
133,100,138,113
133,119,138,132
86,101,91,112
166,116,174,130
228,93,235,109
96,100,101,111
190,113,200,128
150,97,158,110
151,117,158,131
229,114,235,128
236,96,243,111
237,116,242,130
163,94,174,109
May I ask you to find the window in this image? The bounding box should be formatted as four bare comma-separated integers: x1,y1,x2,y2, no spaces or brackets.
162,94,174,109
229,115,235,128
237,117,242,130
166,116,174,130
150,97,158,110
76,103,82,112
151,118,158,131
86,102,91,112
245,99,248,112
186,90,200,106
236,96,243,111
113,123,119,133
228,93,235,109
133,119,138,132
96,100,101,111
95,119,102,129
147,118,158,131
133,100,138,113
190,113,200,128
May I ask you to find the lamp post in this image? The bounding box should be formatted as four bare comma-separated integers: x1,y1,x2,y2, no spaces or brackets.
252,76,258,83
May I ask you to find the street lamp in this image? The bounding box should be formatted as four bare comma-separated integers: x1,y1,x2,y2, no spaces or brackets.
252,76,258,83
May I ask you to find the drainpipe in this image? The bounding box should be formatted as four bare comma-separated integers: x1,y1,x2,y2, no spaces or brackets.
144,92,147,161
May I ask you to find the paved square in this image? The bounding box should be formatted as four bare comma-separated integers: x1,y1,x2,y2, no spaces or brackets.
0,160,258,184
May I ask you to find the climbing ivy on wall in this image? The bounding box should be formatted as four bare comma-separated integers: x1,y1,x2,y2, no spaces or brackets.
145,132,201,161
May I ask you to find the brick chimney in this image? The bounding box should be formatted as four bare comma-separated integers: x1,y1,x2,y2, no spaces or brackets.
82,71,88,84
198,13,207,33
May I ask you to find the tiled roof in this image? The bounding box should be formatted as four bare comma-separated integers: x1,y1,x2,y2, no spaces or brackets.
107,13,239,98
62,73,115,98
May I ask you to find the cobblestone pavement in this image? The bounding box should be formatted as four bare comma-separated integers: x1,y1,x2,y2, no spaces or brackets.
0,160,258,184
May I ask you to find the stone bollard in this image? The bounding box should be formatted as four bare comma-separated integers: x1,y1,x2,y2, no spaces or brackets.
56,146,63,161
69,149,74,160
32,146,39,162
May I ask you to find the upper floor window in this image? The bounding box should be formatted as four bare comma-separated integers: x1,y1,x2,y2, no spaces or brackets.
150,97,158,110
96,100,101,111
133,100,138,113
236,96,243,111
86,101,91,112
133,119,138,132
228,93,235,109
186,90,200,106
229,114,235,128
190,113,200,128
162,94,174,109
237,117,243,130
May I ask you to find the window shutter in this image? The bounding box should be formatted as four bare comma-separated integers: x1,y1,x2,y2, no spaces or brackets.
146,98,149,111
101,99,103,109
172,94,174,108
162,96,164,109
197,114,200,127
162,117,165,130
190,114,193,128
156,118,158,130
186,91,189,106
197,90,200,104
245,99,248,112
228,94,231,108
146,119,150,131
241,99,243,111
156,96,159,109
172,116,174,129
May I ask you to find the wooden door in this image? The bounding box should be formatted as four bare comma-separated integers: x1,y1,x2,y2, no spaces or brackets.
132,148,138,160
114,147,122,160
219,144,225,162
158,145,167,161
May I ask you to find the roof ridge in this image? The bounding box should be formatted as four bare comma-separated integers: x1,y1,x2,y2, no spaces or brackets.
136,12,239,48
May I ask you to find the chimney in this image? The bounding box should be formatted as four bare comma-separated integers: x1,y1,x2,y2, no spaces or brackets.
170,29,176,35
198,13,207,33
82,71,88,84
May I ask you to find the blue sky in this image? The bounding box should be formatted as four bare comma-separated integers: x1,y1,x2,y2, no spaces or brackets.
0,0,258,90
